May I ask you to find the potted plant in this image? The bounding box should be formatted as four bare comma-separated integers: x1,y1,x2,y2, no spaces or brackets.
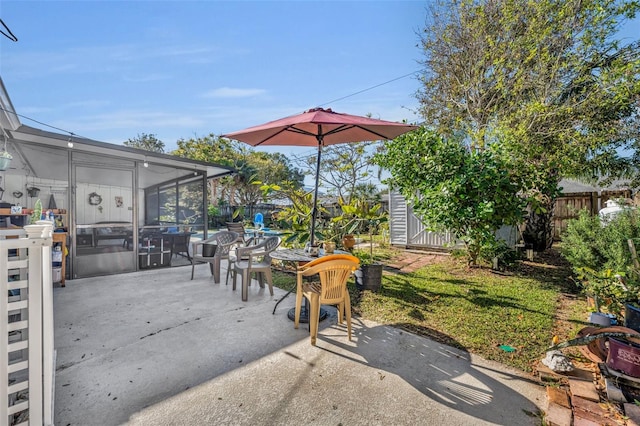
0,149,12,171
341,199,387,291
319,216,348,254
30,199,43,224
562,208,640,328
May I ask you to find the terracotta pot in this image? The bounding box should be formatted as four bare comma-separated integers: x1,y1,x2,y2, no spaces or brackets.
324,241,336,254
342,234,356,250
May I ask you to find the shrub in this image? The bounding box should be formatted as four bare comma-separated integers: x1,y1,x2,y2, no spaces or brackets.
561,208,640,316
562,208,640,273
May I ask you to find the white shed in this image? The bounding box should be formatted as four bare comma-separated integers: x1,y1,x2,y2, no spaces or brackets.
389,190,517,250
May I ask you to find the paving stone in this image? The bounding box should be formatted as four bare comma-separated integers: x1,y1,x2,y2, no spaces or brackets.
573,415,604,426
571,396,617,425
538,364,567,382
569,366,597,381
569,378,600,402
625,402,640,426
605,378,627,403
545,402,573,426
547,385,571,408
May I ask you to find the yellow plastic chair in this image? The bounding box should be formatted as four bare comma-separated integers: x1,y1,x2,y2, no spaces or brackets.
294,255,360,345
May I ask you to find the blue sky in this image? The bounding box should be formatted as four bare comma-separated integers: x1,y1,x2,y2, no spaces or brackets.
0,0,638,167
0,0,426,163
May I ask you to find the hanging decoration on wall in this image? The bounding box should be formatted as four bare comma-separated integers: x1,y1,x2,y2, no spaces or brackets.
12,191,22,198
88,192,102,206
26,187,40,197
115,196,123,208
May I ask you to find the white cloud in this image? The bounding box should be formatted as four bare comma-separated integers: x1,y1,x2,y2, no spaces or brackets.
202,87,266,98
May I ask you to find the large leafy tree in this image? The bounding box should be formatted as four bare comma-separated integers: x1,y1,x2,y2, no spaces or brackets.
171,133,239,206
123,133,165,153
375,127,525,264
296,141,381,204
418,0,640,250
172,134,304,208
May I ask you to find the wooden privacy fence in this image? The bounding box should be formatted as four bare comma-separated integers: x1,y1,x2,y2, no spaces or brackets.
553,190,631,239
1,226,55,426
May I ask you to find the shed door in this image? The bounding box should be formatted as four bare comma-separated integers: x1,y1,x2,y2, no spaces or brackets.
73,163,135,278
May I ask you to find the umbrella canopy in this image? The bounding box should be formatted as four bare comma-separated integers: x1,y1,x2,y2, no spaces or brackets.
223,107,417,246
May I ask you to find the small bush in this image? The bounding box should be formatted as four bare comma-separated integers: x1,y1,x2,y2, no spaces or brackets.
562,208,640,273
561,208,640,315
479,238,519,268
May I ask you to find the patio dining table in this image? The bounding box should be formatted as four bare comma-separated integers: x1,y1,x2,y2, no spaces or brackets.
244,228,282,245
271,248,348,323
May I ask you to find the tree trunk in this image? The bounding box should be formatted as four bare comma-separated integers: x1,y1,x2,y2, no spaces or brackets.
522,198,555,252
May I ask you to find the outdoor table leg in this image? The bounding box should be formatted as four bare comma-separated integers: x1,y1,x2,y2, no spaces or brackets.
270,249,330,323
272,278,329,324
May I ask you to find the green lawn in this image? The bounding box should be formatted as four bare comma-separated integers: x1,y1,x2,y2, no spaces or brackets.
273,247,586,373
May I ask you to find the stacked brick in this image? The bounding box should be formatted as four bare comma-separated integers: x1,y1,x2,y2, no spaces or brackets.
538,362,640,425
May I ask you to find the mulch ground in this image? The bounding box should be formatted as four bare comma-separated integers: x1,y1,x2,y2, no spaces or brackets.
383,249,450,273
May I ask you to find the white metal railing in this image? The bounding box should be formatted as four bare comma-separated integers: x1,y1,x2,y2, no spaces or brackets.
1,225,55,426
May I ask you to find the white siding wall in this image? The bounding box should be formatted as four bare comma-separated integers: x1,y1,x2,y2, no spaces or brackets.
389,190,407,245
2,174,133,225
389,190,515,249
74,183,132,224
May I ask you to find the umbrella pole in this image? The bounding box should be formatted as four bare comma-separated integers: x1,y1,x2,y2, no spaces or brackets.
309,136,323,247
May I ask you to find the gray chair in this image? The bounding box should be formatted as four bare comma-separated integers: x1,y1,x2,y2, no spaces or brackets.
190,231,238,282
232,236,281,301
226,221,254,247
169,232,191,262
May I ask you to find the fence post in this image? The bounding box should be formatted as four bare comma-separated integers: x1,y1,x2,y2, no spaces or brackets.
591,192,599,215
1,223,54,426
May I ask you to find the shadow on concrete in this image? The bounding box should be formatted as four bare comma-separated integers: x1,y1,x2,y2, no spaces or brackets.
315,318,544,425
53,265,545,425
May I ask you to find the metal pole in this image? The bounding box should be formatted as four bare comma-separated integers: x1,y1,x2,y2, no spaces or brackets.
309,132,323,246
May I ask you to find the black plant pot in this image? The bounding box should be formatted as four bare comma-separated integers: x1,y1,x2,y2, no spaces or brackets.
355,264,383,291
202,243,217,258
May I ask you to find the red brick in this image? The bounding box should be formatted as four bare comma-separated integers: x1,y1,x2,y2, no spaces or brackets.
545,402,572,426
571,396,617,425
573,415,603,426
567,366,597,381
547,386,571,408
569,378,600,402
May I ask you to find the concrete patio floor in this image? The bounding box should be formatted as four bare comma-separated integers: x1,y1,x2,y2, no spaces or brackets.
53,261,547,425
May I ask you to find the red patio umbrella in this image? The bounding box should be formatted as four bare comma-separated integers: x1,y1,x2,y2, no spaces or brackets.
222,107,417,246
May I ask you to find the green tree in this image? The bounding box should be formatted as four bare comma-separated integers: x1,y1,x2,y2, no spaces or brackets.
171,133,240,207
418,0,640,250
172,134,304,209
123,133,165,153
172,133,238,166
243,151,304,206
259,180,321,246
297,142,380,204
375,127,525,265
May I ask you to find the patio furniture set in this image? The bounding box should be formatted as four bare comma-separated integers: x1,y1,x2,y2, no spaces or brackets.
189,221,360,345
